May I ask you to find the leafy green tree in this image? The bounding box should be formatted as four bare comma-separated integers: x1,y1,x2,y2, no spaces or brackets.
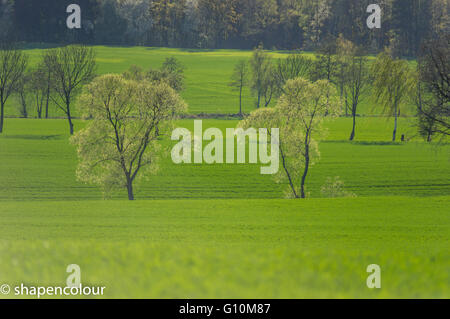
371,50,415,141
240,78,340,198
71,74,187,200
310,39,337,83
197,0,239,47
123,58,185,93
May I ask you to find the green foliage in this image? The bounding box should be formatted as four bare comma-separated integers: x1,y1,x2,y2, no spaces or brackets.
371,50,416,141
123,57,185,92
241,78,341,198
320,176,356,198
71,74,187,199
2,46,421,117
372,51,415,116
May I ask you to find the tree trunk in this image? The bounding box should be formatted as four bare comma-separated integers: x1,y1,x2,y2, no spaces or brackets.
239,85,242,115
392,105,398,142
45,73,50,118
256,91,261,109
280,145,299,199
349,109,356,141
300,139,310,199
0,100,4,133
36,96,42,119
66,100,74,135
45,90,50,118
127,180,134,201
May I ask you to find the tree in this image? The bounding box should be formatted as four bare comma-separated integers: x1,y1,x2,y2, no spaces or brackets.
415,35,449,139
273,54,313,94
335,34,356,116
229,59,248,115
160,57,185,92
310,39,337,83
124,58,186,93
94,0,127,44
29,66,49,119
71,74,187,200
240,77,340,198
197,0,239,48
40,52,53,119
46,45,96,135
249,44,273,108
14,70,31,118
0,45,27,133
0,0,13,42
344,52,370,141
371,50,414,141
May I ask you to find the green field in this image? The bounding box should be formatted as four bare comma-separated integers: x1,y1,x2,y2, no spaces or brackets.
0,47,449,299
5,46,416,117
0,197,448,298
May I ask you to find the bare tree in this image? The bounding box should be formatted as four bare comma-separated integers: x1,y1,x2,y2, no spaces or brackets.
229,60,248,115
0,45,28,133
41,51,54,119
344,53,370,141
416,35,450,139
29,66,48,119
273,54,313,94
14,70,31,118
46,45,96,135
249,44,273,109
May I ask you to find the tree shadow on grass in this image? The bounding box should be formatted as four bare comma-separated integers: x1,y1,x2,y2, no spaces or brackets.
323,140,403,146
0,134,62,140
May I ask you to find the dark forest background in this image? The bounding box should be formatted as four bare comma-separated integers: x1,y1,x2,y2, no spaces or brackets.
1,0,449,57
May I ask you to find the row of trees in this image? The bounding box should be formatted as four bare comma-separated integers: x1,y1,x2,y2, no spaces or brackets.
239,36,448,199
0,44,185,135
231,35,449,142
2,0,448,56
0,45,95,134
0,44,187,200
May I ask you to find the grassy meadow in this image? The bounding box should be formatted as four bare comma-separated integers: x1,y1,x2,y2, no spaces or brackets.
0,46,448,299
7,46,415,117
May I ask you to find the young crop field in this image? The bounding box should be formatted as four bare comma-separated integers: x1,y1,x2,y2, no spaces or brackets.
0,197,448,298
5,46,416,117
0,46,448,299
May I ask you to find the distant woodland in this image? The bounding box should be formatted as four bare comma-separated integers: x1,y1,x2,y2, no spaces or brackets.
1,0,448,56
